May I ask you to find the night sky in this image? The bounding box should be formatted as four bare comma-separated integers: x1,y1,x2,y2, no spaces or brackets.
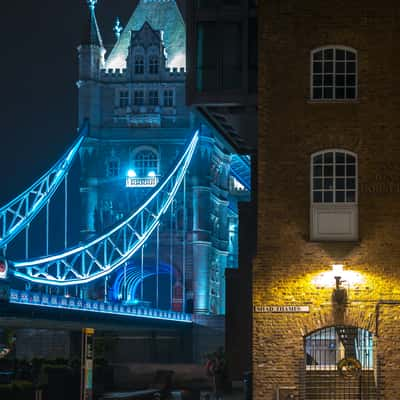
0,0,139,205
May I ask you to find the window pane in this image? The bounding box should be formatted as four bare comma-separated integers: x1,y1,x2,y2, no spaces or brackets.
346,165,356,176
313,74,323,86
346,51,356,60
313,62,322,73
324,49,334,59
347,178,356,189
314,154,323,164
346,154,356,163
346,74,356,86
336,191,345,202
324,191,333,202
314,51,323,61
336,74,345,86
313,178,322,190
336,178,345,189
313,88,323,99
324,62,333,73
314,165,322,176
336,87,345,99
324,74,333,86
324,165,333,176
336,49,345,60
324,87,333,98
324,152,333,163
347,62,356,73
346,191,356,202
324,178,334,190
336,165,345,176
313,191,323,203
335,152,345,163
336,62,345,73
346,87,356,98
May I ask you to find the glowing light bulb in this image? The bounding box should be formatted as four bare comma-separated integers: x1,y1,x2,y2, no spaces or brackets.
148,171,156,177
332,264,344,276
127,169,136,178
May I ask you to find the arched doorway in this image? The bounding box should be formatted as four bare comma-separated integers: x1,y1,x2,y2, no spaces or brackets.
304,326,377,399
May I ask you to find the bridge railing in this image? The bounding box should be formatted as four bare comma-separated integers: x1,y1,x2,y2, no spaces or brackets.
9,289,192,323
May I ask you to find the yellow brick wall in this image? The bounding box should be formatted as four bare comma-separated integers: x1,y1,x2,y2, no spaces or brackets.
255,1,400,398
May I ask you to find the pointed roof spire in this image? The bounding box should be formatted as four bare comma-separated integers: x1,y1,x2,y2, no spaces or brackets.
105,0,185,70
82,0,104,47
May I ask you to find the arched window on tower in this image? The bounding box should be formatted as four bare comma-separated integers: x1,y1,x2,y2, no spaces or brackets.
135,55,145,74
310,149,358,241
134,148,159,178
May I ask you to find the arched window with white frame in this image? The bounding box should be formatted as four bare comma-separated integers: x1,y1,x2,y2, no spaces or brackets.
311,46,357,101
310,149,358,241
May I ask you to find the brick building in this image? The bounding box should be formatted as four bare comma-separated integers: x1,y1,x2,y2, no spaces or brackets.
254,1,400,399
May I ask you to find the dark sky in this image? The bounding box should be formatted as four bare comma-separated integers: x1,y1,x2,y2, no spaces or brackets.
0,0,139,204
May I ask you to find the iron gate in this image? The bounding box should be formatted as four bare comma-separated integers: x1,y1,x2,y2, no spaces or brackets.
304,326,377,400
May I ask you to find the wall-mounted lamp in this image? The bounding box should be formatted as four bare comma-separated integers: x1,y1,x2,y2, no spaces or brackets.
332,264,344,289
331,264,347,305
311,263,364,289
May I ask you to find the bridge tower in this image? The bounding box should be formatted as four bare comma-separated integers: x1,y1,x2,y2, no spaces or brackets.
77,0,250,316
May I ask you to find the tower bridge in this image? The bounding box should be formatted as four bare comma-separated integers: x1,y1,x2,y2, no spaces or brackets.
0,0,251,362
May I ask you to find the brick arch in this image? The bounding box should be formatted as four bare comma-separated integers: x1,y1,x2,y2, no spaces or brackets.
299,308,376,337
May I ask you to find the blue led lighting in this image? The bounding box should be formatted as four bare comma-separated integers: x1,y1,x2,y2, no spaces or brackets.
111,263,174,303
0,121,88,249
11,131,199,286
9,289,192,323
127,169,137,178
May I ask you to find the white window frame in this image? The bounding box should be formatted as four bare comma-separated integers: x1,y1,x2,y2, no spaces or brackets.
310,46,358,101
310,149,358,241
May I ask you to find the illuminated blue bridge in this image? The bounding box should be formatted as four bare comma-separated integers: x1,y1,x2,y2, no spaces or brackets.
0,124,198,324
0,0,251,332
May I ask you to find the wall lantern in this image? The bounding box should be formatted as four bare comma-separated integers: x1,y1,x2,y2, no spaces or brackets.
312,263,364,289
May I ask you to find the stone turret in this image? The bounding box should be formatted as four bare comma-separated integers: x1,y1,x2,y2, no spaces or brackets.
77,0,105,127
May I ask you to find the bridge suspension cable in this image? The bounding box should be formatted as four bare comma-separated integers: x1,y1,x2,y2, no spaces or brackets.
11,130,199,286
0,121,88,250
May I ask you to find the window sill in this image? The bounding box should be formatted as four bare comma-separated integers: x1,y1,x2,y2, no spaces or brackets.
307,99,359,104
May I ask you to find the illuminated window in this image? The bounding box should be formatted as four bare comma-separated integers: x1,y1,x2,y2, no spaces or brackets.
311,47,357,100
163,89,174,107
310,150,358,241
118,90,129,108
135,56,144,74
149,90,159,106
134,149,158,177
107,159,120,177
134,90,144,106
149,56,159,74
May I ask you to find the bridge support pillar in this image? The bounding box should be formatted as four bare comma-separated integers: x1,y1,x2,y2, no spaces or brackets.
192,186,211,314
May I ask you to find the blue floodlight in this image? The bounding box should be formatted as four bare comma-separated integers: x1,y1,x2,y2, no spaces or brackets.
127,169,137,178
148,171,156,177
